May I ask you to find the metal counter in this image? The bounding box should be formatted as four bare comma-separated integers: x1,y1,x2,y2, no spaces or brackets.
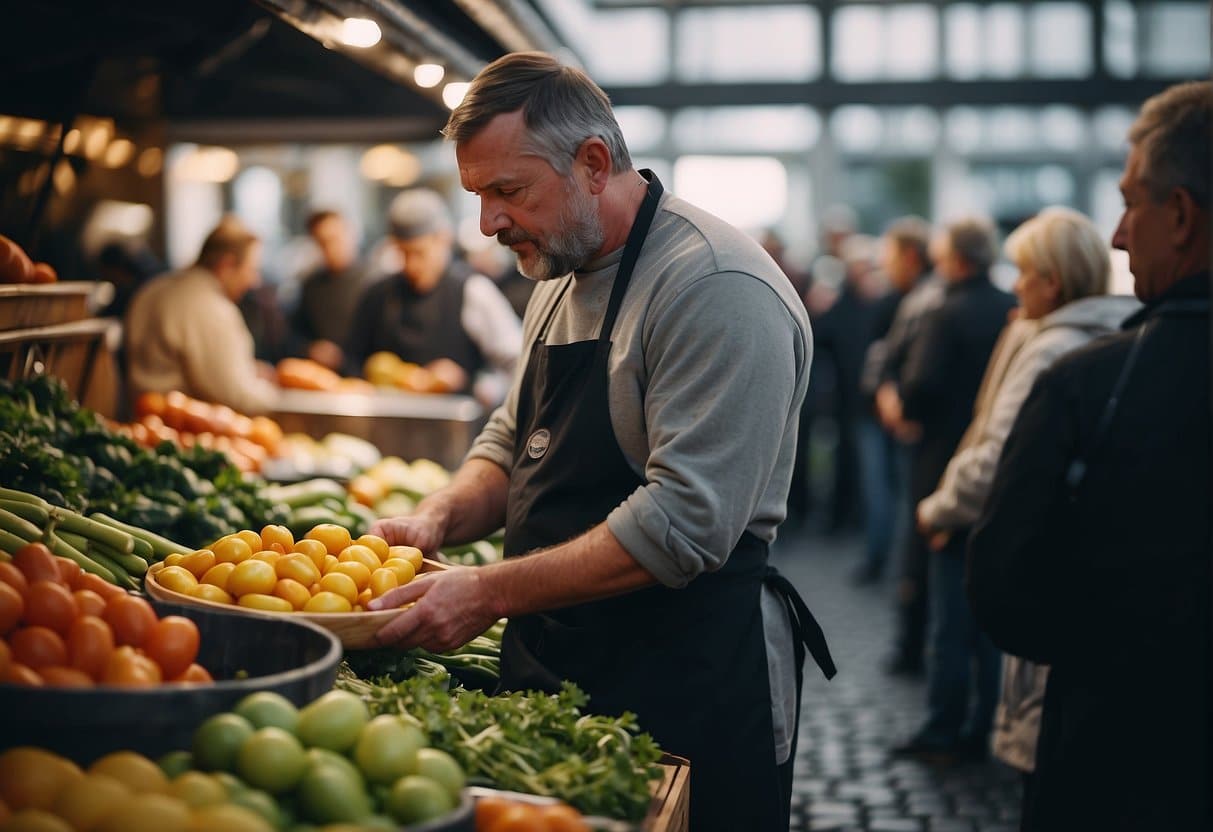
270,388,486,471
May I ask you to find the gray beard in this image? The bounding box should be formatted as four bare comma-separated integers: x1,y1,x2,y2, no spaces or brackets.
500,181,604,281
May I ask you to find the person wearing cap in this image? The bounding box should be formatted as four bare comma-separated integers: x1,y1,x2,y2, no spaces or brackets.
125,216,278,414
364,52,836,832
343,187,522,399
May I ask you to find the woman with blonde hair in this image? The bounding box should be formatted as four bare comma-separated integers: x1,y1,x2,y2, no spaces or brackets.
914,206,1139,775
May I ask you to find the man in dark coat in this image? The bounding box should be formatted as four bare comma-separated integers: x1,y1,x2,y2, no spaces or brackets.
892,216,1016,761
968,80,1211,831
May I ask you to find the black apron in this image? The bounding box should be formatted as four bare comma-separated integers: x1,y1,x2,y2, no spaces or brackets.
499,173,836,831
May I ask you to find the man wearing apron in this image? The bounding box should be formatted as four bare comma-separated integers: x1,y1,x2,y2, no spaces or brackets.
370,52,835,831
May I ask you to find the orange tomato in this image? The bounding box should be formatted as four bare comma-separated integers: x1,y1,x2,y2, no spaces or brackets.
0,662,42,686
102,595,156,647
475,796,516,829
0,562,29,595
67,616,115,681
54,557,82,585
39,666,94,688
134,391,167,418
102,645,162,687
23,581,78,635
0,582,24,635
9,626,67,669
485,803,545,832
71,589,106,619
143,616,199,679
0,638,9,677
538,803,590,832
12,543,59,584
171,663,213,684
73,572,124,601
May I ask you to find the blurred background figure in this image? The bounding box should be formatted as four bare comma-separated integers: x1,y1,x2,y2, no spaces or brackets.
891,215,1016,763
344,187,522,404
124,216,278,414
291,209,375,371
853,216,934,587
463,239,533,320
95,240,162,321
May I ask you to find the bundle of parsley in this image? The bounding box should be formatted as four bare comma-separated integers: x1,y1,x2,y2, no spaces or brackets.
335,666,663,821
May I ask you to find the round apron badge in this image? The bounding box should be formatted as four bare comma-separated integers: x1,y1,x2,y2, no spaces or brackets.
526,429,551,459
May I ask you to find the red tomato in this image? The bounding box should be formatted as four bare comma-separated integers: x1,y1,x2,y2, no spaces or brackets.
22,581,77,635
143,616,199,679
102,645,162,687
0,563,29,596
12,543,59,584
39,666,93,688
538,804,590,832
102,594,156,647
0,582,23,635
170,663,213,684
74,572,125,601
54,557,82,585
1,662,43,686
67,616,115,681
9,625,67,669
71,589,106,619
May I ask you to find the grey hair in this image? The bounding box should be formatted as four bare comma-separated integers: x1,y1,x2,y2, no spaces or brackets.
1128,80,1211,208
945,216,999,273
883,215,932,272
1005,206,1110,305
442,51,632,176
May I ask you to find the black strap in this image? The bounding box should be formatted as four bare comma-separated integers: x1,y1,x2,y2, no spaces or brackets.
765,565,837,680
599,171,663,344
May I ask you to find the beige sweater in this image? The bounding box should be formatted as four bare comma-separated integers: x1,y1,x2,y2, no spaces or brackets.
124,266,278,414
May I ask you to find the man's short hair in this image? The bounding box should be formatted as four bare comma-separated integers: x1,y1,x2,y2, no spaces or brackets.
305,209,341,235
442,51,632,176
1128,80,1211,208
945,216,999,274
196,216,258,270
1005,206,1110,305
884,216,932,272
388,188,452,240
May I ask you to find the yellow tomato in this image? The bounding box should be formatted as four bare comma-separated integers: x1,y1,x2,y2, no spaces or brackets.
179,550,216,579
200,562,236,591
162,553,186,568
354,534,389,562
305,524,351,556
212,537,253,565
357,588,373,607
189,584,234,605
368,568,399,598
303,591,353,613
235,530,263,552
250,550,281,567
156,565,198,595
275,553,320,587
388,546,424,572
321,555,339,575
338,545,381,572
228,560,278,597
273,579,312,610
260,524,294,552
318,572,358,604
380,558,417,586
237,594,293,613
291,539,328,569
330,561,371,592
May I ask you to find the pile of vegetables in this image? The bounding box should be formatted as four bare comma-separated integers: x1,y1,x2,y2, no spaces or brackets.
0,376,284,548
336,669,663,821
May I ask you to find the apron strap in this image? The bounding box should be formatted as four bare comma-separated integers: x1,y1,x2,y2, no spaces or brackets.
599,171,663,343
765,565,838,680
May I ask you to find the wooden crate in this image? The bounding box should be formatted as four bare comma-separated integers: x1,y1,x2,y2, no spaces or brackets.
644,753,690,832
0,283,106,331
0,318,121,417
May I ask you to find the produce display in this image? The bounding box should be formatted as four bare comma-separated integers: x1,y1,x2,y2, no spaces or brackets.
275,357,375,394
475,795,591,832
0,234,56,283
0,542,209,687
263,479,377,541
0,376,285,549
364,351,461,394
151,524,422,614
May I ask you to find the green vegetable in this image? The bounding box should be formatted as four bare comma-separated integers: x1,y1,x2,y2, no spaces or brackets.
90,512,190,560
49,506,135,554
87,540,149,577
0,499,50,526
0,507,42,542
86,548,140,590
44,531,118,583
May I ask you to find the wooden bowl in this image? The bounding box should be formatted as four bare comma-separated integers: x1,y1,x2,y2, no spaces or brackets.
144,559,446,649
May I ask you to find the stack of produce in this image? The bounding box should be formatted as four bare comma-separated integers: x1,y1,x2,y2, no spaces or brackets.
0,234,56,283
275,358,374,394
262,480,377,540
1,542,209,687
0,376,285,549
153,524,422,614
363,351,461,394
272,432,382,481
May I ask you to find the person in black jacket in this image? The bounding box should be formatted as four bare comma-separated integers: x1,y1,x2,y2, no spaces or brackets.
968,80,1211,832
891,216,1016,762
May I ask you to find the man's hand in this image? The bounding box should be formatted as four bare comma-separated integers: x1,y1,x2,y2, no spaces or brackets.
370,508,448,558
916,502,951,552
875,382,903,430
369,566,500,651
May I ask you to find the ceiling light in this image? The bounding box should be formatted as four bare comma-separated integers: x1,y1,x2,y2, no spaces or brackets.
341,18,381,48
63,128,81,154
442,82,470,110
103,138,135,169
414,63,444,88
136,147,163,177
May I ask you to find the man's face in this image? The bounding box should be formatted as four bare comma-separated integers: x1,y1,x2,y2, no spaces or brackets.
220,242,262,301
311,216,355,273
1112,146,1173,302
457,110,604,280
880,238,918,292
395,231,451,293
931,233,967,283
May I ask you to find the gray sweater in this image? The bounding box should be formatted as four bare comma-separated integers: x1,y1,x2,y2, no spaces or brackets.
467,189,812,761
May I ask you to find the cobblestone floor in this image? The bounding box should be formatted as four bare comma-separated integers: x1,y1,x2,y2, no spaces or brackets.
771,530,1023,832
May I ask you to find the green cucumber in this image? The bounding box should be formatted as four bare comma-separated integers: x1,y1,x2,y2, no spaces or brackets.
88,512,190,560
0,488,50,508
49,507,135,555
86,549,140,591
88,541,148,577
44,532,119,583
0,507,42,542
0,499,50,527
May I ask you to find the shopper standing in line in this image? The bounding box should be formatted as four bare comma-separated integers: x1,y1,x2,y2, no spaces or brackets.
968,80,1210,832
